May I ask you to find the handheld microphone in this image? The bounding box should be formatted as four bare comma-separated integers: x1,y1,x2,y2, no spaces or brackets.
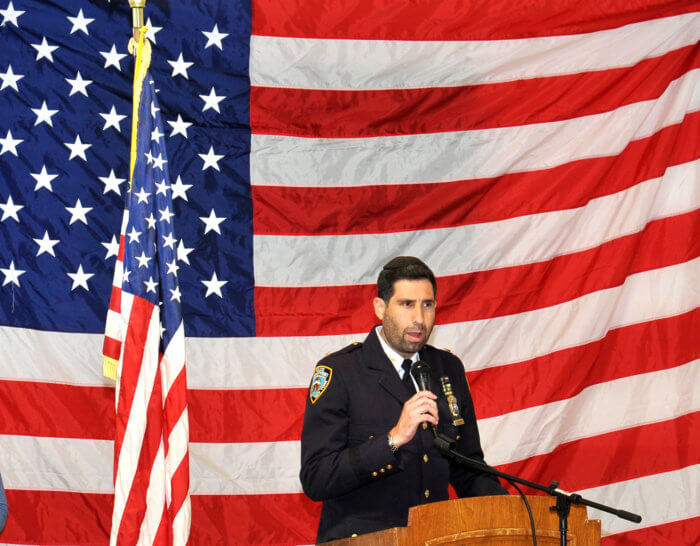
411,360,431,392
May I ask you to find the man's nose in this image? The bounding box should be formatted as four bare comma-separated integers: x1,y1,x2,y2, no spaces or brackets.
413,305,424,325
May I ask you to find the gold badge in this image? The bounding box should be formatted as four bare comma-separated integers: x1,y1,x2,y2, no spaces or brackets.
440,376,464,426
309,365,332,404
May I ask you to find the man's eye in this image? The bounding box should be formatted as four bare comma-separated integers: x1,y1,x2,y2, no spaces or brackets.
423,301,435,308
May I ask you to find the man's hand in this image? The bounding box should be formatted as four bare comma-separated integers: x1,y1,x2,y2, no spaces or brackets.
389,391,438,448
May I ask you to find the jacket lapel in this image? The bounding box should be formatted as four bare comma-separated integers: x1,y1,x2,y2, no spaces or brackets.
363,328,411,406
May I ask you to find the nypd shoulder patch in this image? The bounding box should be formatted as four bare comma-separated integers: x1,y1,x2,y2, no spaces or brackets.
309,365,333,404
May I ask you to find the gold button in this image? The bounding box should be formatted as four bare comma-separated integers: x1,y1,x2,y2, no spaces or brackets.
372,471,378,477
456,435,461,440
386,464,393,470
423,454,429,463
424,489,430,498
351,534,358,537
380,468,385,473
368,434,374,439
422,422,428,430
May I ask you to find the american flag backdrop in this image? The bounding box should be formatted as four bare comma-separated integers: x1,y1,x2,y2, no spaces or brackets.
0,0,698,544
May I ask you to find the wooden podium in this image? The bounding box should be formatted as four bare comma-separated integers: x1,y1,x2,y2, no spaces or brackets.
323,495,601,545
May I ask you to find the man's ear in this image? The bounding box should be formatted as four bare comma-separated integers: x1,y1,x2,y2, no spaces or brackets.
373,297,386,321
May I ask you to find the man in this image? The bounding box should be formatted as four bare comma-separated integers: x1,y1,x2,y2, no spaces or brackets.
300,257,507,543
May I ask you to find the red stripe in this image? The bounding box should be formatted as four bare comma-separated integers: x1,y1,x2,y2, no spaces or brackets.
251,45,699,138
117,364,165,545
103,335,121,362
497,412,700,494
602,516,700,545
162,364,188,454
252,111,700,236
4,488,696,545
169,454,190,519
471,309,699,419
118,234,125,262
3,312,695,444
255,210,700,337
252,0,697,40
108,285,121,313
114,295,154,475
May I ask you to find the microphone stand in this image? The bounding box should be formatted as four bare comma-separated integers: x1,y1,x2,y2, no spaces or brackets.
433,435,642,546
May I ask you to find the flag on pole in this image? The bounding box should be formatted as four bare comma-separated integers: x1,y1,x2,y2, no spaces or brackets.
103,34,191,546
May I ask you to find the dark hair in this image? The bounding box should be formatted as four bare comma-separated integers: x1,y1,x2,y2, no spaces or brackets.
377,256,437,302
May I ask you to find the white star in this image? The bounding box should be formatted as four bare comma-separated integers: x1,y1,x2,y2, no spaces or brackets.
162,233,177,249
100,105,126,131
122,269,131,283
30,165,58,192
127,226,142,244
151,126,164,142
150,100,159,118
101,235,119,259
144,150,154,164
67,8,94,35
100,44,127,71
33,231,60,257
198,145,224,171
1,260,25,287
202,272,227,298
199,86,225,113
134,187,150,204
65,71,93,97
144,276,157,294
168,53,193,79
135,251,151,269
0,195,22,222
169,285,182,302
0,64,24,91
177,240,194,264
31,101,58,127
64,134,91,161
202,24,229,50
67,264,94,291
152,153,167,170
145,213,156,229
31,37,59,62
159,207,174,224
170,175,192,201
65,198,92,225
165,257,179,275
200,209,225,234
144,18,162,44
99,169,126,195
0,2,24,27
0,129,22,156
167,114,192,138
155,180,169,196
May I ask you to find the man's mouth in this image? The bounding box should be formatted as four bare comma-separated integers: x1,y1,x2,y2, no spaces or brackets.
406,331,424,342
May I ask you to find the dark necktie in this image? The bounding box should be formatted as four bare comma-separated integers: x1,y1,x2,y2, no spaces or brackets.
402,359,415,394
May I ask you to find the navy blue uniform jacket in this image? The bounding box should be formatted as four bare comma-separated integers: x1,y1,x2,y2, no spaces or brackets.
300,328,507,543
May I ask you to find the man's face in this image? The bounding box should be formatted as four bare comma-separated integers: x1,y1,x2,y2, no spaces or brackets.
373,278,436,358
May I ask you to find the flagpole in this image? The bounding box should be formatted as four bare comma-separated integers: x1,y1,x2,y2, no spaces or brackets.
128,0,147,49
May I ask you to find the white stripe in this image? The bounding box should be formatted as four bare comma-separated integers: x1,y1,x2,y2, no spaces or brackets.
172,495,191,546
0,436,301,495
161,320,186,396
253,159,699,286
250,69,699,187
111,305,161,540
578,464,700,537
104,309,122,341
1,259,697,389
480,360,700,465
113,291,135,406
134,440,166,546
251,13,699,90
165,408,189,503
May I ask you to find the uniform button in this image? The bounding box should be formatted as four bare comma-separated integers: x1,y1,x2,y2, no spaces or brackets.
424,489,430,498
351,534,358,537
372,471,378,477
368,434,374,439
380,468,385,473
423,454,429,463
456,435,461,440
422,422,428,430
386,464,393,470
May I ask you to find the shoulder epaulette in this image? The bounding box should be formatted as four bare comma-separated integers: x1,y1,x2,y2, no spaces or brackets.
322,341,362,359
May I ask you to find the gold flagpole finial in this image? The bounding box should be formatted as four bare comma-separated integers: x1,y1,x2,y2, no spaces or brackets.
127,1,147,55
